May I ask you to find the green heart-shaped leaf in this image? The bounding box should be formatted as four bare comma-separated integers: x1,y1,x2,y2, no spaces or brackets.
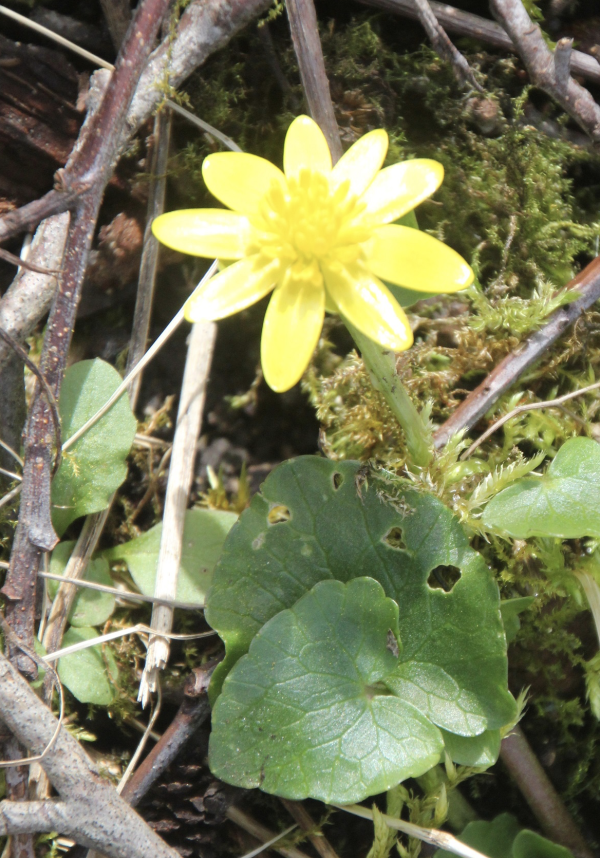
103,508,237,604
52,360,137,536
49,541,115,627
483,437,600,538
206,456,515,736
58,626,118,705
210,577,443,803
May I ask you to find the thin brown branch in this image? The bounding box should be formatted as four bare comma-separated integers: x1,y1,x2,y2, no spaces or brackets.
120,664,214,807
280,800,340,858
462,379,600,459
285,0,343,161
500,726,594,858
410,0,482,90
356,0,600,87
0,249,58,276
433,255,600,448
489,0,600,142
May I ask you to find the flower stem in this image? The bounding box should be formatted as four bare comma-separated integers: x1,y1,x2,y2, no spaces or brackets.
345,320,433,467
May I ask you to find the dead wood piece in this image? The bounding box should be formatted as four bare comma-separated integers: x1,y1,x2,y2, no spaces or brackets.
410,0,483,91
0,34,82,210
489,0,600,143
433,255,600,448
356,0,600,87
0,652,181,858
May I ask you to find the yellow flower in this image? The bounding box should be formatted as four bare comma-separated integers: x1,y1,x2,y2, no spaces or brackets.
152,116,473,392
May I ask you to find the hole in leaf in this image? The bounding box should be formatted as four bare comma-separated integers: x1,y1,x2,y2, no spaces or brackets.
267,504,291,525
383,527,407,551
332,472,344,491
386,630,399,658
427,565,461,592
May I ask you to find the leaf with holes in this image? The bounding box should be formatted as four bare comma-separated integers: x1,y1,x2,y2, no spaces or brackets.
49,541,115,627
58,626,119,705
51,359,137,536
103,508,237,604
483,437,600,539
206,456,515,736
210,577,444,803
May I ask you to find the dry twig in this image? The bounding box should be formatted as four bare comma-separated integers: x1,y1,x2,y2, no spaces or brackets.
434,255,600,448
357,0,600,87
410,0,483,90
489,0,600,143
462,379,600,459
0,652,181,858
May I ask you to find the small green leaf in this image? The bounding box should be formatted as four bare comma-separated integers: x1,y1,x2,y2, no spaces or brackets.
434,814,573,858
483,437,600,538
210,577,443,803
52,360,137,535
103,508,237,604
206,457,515,736
513,830,573,858
58,626,118,705
500,597,535,645
441,728,500,767
49,541,115,627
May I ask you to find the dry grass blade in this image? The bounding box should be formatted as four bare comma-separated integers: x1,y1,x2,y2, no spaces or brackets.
139,317,217,705
38,571,204,609
331,804,489,858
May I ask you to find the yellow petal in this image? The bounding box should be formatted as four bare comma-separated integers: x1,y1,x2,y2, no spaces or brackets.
362,159,444,224
323,261,413,351
184,255,278,321
330,129,388,197
261,273,325,392
151,209,249,259
368,225,474,293
202,153,285,215
284,115,332,177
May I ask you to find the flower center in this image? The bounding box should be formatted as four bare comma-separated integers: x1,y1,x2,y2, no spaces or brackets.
249,168,372,269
